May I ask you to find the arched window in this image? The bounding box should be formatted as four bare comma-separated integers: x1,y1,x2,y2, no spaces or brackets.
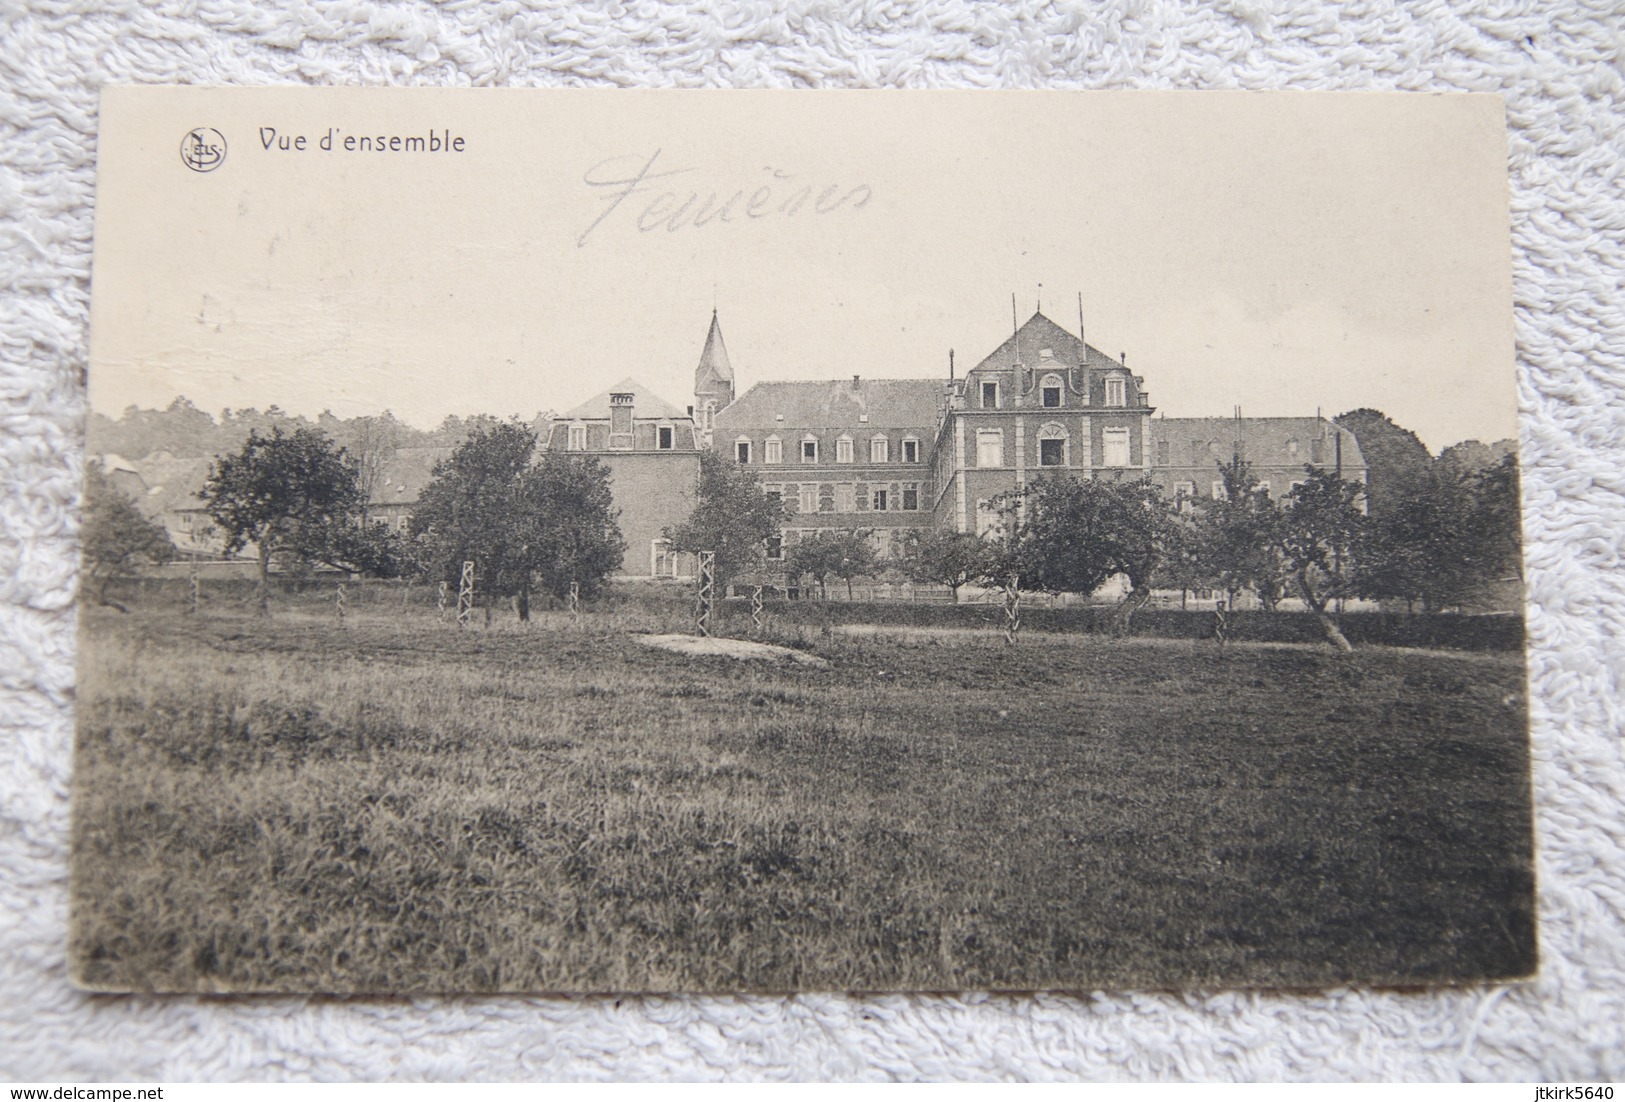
1037,422,1069,467
1040,373,1065,409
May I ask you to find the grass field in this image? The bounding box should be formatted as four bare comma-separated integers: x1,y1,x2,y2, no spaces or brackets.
70,600,1536,993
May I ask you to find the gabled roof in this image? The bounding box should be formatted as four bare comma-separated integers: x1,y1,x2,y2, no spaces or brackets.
562,377,688,421
695,310,733,383
1152,417,1366,471
369,447,454,505
969,311,1124,374
130,454,215,515
715,378,947,433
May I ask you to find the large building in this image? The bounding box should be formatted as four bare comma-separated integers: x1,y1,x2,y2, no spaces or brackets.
589,307,1364,580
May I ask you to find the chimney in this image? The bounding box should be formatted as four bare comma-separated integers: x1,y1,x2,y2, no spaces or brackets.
852,374,861,389
948,349,955,382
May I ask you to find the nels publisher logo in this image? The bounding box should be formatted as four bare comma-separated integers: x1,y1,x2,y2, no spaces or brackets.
180,127,226,173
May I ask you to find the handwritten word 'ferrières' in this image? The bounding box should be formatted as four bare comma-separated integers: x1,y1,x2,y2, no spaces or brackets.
578,149,872,247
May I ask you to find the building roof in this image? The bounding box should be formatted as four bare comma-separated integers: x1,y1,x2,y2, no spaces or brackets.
695,310,733,383
369,447,454,506
562,377,689,421
129,453,215,515
715,378,948,433
1151,417,1366,471
969,311,1128,375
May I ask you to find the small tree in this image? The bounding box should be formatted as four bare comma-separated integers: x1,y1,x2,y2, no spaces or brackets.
411,421,542,618
1461,453,1523,586
899,528,991,603
411,423,624,620
526,451,625,603
1195,457,1286,609
82,466,176,610
1278,466,1366,651
667,450,788,591
1013,475,1179,632
201,427,366,616
342,412,404,523
786,529,876,601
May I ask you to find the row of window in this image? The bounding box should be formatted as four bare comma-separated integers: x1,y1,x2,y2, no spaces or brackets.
975,374,1130,410
972,426,1133,468
765,484,922,513
1153,437,1317,465
968,375,1124,409
737,435,921,465
564,424,680,451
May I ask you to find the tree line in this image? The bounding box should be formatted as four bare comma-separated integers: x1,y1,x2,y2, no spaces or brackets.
84,408,1521,651
668,416,1521,652
85,421,624,618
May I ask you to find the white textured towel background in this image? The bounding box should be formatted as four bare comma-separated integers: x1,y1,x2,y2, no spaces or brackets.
2,0,1622,1082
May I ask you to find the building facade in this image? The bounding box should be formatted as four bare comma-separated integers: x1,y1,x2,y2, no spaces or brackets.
696,308,1364,573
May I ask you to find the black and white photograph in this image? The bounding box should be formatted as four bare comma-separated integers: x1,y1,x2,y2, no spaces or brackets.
71,87,1534,995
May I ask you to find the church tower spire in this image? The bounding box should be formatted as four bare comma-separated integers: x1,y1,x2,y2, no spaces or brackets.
693,308,735,446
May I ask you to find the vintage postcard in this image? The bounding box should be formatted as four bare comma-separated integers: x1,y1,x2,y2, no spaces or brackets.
74,88,1533,993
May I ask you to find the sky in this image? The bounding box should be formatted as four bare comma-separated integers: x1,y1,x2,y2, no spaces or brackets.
90,89,1518,452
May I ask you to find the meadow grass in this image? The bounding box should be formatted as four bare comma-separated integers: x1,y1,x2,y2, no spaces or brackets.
70,601,1536,993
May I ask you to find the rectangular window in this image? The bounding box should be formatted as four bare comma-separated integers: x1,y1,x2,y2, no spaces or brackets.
1212,480,1227,500
902,486,918,511
976,498,1000,538
765,437,782,464
837,437,853,463
1039,438,1064,466
1106,376,1126,407
802,439,818,463
765,489,782,507
797,486,818,513
902,439,918,464
873,488,889,511
567,424,587,451
982,381,998,409
1174,481,1196,513
652,538,674,577
1042,385,1061,408
658,426,674,450
835,484,855,512
736,440,751,464
976,429,1003,467
765,534,783,560
871,437,888,463
1102,427,1130,467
